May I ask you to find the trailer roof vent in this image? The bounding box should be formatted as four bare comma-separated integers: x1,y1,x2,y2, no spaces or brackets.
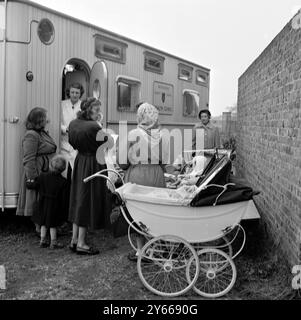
95,35,127,64
144,51,165,74
196,70,208,87
37,18,55,45
178,63,193,82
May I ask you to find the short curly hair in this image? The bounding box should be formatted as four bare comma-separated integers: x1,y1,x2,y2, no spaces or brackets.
77,97,101,120
198,109,211,119
66,82,85,99
49,155,67,173
25,107,47,131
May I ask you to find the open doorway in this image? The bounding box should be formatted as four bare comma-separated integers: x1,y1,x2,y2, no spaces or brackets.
62,58,90,101
61,59,108,126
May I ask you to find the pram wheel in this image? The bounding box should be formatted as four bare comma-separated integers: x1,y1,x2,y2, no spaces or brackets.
137,235,200,297
187,248,236,298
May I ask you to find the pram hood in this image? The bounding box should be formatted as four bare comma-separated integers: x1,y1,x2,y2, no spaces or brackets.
190,153,259,207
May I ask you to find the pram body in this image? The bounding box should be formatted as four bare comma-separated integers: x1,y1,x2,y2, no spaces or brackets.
117,182,253,243
84,149,260,298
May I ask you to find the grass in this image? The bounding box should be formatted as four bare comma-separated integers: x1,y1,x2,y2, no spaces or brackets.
0,212,299,300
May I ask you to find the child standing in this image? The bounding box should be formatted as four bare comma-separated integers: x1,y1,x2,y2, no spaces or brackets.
33,155,69,249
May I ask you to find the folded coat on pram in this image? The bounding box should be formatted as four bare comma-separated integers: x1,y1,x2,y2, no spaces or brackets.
190,180,259,207
190,152,259,207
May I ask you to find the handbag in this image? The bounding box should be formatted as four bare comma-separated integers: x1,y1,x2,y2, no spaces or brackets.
26,178,39,190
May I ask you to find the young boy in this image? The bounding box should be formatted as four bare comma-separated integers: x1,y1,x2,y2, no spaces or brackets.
33,155,69,249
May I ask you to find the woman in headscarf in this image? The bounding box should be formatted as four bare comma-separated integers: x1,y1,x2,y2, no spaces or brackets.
117,102,169,187
117,102,169,261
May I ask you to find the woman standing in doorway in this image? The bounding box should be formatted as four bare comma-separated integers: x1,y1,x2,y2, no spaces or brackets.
61,82,84,178
60,83,84,227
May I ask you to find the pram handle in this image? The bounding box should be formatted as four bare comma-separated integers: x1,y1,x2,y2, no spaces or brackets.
83,172,99,183
183,148,234,158
83,169,124,193
203,183,235,206
83,169,124,184
183,148,216,153
83,173,115,191
99,168,125,185
203,183,235,189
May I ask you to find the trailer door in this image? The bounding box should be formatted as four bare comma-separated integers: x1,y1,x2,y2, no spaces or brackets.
89,61,108,126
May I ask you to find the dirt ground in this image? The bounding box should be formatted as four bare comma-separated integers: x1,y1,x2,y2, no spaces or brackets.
0,211,300,300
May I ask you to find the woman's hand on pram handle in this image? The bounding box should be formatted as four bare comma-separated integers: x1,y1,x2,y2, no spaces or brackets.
107,180,115,193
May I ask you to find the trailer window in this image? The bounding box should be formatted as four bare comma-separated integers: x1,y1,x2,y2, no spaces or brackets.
144,51,165,74
95,35,127,64
37,18,55,45
183,90,199,117
117,77,141,112
92,79,101,99
178,64,193,82
196,70,209,86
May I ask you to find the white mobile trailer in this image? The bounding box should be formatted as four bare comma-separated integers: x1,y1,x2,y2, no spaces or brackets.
0,0,210,210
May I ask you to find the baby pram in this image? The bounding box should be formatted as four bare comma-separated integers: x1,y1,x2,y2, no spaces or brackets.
84,149,259,298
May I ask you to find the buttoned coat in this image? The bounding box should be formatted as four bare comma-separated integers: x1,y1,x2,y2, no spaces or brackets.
16,130,57,216
192,122,220,150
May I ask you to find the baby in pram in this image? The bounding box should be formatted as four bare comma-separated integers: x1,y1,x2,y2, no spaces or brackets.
165,153,211,188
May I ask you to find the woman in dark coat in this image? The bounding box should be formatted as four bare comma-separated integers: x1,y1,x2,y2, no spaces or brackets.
16,107,57,232
68,97,108,255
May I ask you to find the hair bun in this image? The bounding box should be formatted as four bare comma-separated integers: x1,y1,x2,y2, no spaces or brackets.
80,97,97,111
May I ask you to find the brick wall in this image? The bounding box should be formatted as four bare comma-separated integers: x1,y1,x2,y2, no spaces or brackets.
221,112,237,147
212,112,238,147
237,14,301,265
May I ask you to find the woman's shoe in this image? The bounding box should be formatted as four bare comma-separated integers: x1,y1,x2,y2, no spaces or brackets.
50,242,64,249
34,231,41,239
39,240,49,248
76,246,99,255
69,243,77,253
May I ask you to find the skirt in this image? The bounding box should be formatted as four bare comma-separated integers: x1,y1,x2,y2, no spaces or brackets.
68,153,108,229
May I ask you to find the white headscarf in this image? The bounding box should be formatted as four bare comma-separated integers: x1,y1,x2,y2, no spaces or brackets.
127,103,169,164
136,103,161,152
137,103,159,131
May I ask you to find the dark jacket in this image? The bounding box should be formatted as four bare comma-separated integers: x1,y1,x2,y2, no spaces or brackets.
16,129,57,216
